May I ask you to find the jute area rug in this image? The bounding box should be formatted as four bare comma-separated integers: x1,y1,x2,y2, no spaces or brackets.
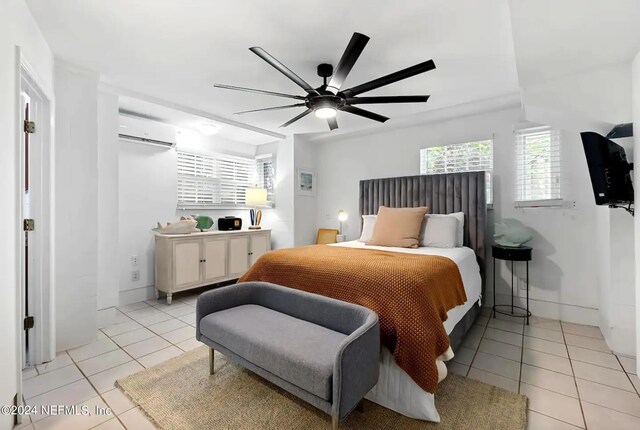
116,346,527,430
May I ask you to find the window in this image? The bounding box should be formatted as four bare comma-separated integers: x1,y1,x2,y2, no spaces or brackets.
420,139,493,203
177,150,256,208
515,127,561,205
256,154,275,207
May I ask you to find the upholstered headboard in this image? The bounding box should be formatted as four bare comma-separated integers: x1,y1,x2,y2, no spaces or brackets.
359,172,487,274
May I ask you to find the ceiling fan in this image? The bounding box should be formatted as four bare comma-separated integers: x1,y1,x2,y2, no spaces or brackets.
214,32,435,131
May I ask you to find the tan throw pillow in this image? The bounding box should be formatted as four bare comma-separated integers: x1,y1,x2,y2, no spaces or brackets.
367,206,429,248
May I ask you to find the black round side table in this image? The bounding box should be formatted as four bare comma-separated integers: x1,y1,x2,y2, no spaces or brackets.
492,244,532,325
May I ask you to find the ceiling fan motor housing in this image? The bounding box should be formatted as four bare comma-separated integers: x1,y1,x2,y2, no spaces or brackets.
317,63,334,78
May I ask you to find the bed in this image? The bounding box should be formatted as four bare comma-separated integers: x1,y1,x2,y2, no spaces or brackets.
241,172,487,422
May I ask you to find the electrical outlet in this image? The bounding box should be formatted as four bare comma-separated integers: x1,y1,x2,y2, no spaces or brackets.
131,270,140,282
131,255,138,266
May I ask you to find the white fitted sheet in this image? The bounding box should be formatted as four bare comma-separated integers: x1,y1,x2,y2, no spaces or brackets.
329,241,482,421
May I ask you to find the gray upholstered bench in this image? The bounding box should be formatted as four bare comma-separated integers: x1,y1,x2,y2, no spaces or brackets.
196,281,380,429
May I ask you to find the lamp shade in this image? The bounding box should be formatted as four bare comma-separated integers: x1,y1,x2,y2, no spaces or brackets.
245,187,267,207
338,210,348,222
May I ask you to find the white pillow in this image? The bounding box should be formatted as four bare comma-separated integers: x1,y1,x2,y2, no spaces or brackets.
358,215,377,242
420,212,465,247
421,216,458,248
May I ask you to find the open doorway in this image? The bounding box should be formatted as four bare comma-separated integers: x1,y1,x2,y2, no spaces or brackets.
19,61,54,371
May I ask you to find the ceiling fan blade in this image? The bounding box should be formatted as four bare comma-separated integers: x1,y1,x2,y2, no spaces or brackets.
326,32,370,94
341,59,436,97
280,108,312,128
214,84,306,100
327,117,338,131
340,105,389,123
234,103,306,115
346,95,430,104
250,47,319,95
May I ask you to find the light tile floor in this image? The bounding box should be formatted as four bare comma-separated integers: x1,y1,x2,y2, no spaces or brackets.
449,308,640,430
19,297,639,430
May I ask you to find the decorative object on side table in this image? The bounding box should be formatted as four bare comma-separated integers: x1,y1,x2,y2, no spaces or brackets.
152,217,197,234
245,187,267,230
192,214,214,232
492,244,532,324
493,220,533,247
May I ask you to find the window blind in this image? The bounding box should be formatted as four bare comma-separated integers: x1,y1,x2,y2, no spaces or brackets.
177,150,256,208
515,127,561,203
256,154,275,207
420,140,493,203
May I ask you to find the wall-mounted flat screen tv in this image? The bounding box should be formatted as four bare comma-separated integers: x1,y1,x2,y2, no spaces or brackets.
581,131,634,206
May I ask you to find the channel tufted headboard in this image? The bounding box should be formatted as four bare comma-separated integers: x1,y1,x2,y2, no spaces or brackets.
359,172,487,276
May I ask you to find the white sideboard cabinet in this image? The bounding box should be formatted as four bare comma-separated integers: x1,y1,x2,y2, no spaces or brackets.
154,229,271,304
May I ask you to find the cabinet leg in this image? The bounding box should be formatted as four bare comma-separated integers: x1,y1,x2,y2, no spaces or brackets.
166,293,172,305
154,289,160,299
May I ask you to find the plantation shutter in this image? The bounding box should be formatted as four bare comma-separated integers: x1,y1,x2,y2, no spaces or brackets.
177,150,256,208
515,127,562,203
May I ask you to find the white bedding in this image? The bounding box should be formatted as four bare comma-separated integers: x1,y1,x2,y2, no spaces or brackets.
329,240,482,422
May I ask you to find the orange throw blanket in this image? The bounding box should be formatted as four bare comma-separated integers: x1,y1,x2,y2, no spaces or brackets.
239,245,467,394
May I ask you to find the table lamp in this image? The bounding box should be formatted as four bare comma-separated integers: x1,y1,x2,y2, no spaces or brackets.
245,187,267,230
338,210,348,235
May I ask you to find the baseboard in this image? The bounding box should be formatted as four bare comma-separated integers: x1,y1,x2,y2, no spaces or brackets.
119,285,156,306
96,307,119,329
489,292,599,326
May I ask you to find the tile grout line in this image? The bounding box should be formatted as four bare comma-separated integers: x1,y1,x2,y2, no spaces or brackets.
463,313,491,377
518,317,525,395
615,355,640,398
65,351,130,430
560,321,588,430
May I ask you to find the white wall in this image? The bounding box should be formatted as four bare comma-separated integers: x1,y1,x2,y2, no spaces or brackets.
54,62,99,350
311,99,604,325
256,138,295,249
523,63,633,125
97,91,120,310
524,63,636,353
633,51,640,372
293,136,319,246
0,1,53,426
117,131,258,304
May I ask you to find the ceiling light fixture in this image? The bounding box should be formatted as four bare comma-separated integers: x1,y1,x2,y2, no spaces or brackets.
315,107,337,119
197,123,220,136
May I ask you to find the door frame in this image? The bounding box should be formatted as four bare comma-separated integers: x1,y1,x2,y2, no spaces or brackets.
15,46,55,385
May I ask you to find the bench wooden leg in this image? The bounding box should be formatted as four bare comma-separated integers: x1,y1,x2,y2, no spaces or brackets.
209,348,215,375
331,416,339,430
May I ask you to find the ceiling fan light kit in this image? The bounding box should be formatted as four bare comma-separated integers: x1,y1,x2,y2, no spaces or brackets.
215,32,435,131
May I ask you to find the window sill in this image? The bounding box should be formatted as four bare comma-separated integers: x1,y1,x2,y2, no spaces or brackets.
515,199,565,208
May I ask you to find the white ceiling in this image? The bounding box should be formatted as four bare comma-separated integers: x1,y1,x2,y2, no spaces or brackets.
118,96,278,145
25,0,640,141
509,0,640,86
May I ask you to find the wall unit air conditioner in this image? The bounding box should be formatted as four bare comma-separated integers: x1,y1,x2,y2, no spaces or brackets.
118,114,177,148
